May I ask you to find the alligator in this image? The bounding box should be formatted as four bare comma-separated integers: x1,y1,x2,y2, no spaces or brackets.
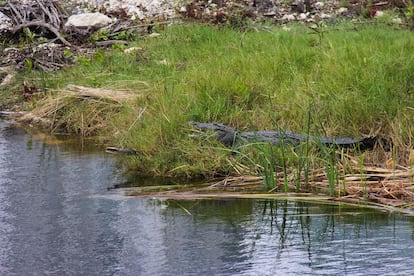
189,121,377,150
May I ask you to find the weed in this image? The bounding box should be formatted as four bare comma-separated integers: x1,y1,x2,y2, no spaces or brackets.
90,29,110,42
406,4,414,27
308,20,326,46
22,27,36,44
256,143,277,191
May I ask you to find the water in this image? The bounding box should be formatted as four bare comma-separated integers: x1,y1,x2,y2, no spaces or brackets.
0,120,414,276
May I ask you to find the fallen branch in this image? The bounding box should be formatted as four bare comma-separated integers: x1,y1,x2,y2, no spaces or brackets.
35,0,60,27
106,147,137,155
12,21,71,47
7,0,23,25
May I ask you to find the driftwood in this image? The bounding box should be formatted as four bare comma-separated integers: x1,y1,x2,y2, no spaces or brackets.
106,147,137,155
0,111,26,117
189,121,377,149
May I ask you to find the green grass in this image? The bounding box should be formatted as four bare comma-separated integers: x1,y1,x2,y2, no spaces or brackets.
20,22,414,179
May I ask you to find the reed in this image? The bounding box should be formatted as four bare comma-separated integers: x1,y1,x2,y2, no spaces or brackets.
256,143,277,191
295,106,312,192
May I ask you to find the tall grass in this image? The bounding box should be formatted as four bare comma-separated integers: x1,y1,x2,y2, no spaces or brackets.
296,106,312,192
25,22,414,178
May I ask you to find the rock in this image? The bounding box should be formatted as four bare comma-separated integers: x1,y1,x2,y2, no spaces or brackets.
392,17,402,24
0,73,15,88
124,47,143,54
124,6,146,20
320,13,332,19
314,2,324,10
64,0,414,26
298,13,307,21
0,11,13,33
375,11,385,17
337,7,348,15
69,0,414,26
78,0,176,20
65,12,113,29
0,67,15,88
282,14,296,22
148,32,161,38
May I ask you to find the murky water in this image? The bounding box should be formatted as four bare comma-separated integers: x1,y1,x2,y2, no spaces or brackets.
1,120,414,276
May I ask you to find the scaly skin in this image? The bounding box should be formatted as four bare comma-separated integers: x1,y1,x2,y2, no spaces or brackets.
189,121,376,149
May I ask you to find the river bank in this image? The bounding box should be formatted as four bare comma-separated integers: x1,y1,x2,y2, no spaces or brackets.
1,1,414,212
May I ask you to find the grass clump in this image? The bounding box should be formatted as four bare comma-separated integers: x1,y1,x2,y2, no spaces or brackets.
19,22,414,180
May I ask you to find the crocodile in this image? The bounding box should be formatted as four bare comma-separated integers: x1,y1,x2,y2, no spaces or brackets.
189,121,377,150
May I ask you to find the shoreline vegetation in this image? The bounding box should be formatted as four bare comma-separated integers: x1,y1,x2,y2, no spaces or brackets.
2,1,414,213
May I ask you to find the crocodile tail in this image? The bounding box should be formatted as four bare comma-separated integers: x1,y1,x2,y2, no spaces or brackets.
358,137,377,150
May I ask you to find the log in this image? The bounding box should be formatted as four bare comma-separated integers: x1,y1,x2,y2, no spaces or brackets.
106,147,137,155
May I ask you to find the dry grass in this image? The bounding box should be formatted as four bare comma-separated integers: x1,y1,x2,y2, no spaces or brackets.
123,157,414,213
62,85,140,104
18,84,142,135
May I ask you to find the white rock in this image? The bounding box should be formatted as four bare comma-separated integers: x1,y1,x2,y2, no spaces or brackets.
0,11,13,32
392,17,402,24
282,14,296,21
65,12,113,28
298,13,307,21
0,73,15,88
107,0,123,9
375,11,385,17
125,5,146,20
337,7,348,15
320,13,331,19
65,1,183,20
314,2,324,10
179,6,187,13
124,47,143,54
148,32,161,38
